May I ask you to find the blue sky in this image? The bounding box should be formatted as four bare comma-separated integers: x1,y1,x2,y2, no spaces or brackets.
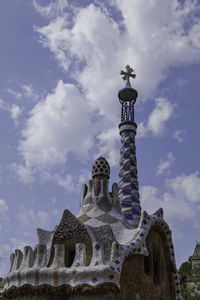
0,0,200,276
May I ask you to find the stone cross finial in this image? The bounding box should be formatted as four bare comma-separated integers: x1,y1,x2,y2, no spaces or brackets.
120,65,136,88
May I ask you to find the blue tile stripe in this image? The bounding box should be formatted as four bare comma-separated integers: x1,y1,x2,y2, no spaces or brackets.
122,201,132,208
119,124,141,225
124,213,133,220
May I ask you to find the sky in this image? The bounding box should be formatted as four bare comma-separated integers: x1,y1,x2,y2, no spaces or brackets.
0,0,200,276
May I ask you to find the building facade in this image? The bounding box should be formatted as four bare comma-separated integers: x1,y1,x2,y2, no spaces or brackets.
186,244,200,290
3,66,183,300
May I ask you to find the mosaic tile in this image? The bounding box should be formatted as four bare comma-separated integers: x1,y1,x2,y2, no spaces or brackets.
96,213,118,224
72,269,77,275
75,262,80,267
78,214,91,223
95,244,100,251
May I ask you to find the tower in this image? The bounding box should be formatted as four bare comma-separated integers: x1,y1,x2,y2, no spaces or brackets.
118,65,141,227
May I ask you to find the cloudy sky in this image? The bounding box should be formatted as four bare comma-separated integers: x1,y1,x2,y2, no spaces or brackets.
0,0,200,276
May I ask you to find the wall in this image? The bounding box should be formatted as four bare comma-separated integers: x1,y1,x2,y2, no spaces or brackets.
4,227,176,300
118,227,176,300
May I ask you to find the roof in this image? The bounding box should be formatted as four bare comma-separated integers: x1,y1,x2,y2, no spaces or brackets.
191,244,200,259
3,177,182,300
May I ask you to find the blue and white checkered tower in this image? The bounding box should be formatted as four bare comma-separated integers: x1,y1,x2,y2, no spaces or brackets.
118,65,141,227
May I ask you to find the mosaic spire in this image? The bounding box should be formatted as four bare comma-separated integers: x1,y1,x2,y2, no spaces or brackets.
118,65,141,227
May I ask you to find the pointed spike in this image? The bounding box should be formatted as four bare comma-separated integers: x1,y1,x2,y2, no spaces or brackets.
110,241,121,262
88,180,93,192
37,228,54,247
51,244,65,268
9,253,15,273
99,179,109,197
82,184,88,199
19,246,34,270
10,249,23,272
89,242,104,266
72,243,86,267
112,183,119,199
33,244,47,268
153,207,163,218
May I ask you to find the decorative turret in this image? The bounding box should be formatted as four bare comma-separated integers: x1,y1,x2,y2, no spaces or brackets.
118,65,141,227
92,157,110,196
189,243,200,268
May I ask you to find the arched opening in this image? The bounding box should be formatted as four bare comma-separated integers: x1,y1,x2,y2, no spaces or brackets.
65,244,76,267
63,237,92,267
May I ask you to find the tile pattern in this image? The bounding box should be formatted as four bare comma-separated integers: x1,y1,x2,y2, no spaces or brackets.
4,209,183,300
77,179,122,227
118,121,141,227
52,209,92,246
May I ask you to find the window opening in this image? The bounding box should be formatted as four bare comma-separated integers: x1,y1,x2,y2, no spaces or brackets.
153,251,160,285
144,255,151,275
65,247,76,267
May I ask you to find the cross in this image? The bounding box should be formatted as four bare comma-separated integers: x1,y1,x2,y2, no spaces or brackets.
120,64,136,88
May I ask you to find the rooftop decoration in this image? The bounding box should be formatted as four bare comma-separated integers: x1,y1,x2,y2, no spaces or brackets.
118,64,138,122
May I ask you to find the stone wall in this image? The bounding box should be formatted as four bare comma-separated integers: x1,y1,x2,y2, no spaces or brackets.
0,277,3,292
118,226,176,300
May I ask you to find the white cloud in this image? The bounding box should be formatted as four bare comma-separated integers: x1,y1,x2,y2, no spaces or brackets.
54,173,75,192
6,88,22,99
141,172,200,222
173,130,184,143
0,100,23,125
78,169,90,186
21,84,39,101
33,0,68,19
137,98,174,138
34,0,200,101
22,84,34,97
147,98,174,136
10,104,23,126
54,170,92,192
97,127,120,166
17,80,95,178
0,99,7,110
137,122,147,138
0,199,8,214
11,163,34,184
15,1,200,183
17,207,50,229
156,152,175,175
166,172,200,203
6,85,39,102
141,185,195,221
